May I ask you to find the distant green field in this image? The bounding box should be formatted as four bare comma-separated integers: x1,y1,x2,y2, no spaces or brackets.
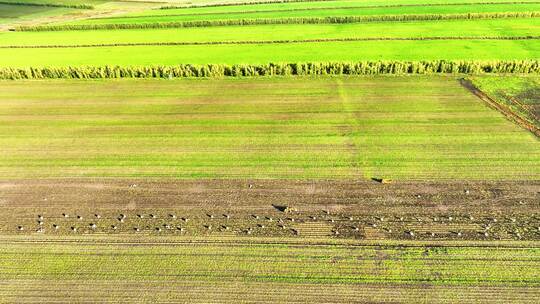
3,0,540,68
0,236,539,303
0,76,537,179
69,3,540,24
1,40,539,67
1,18,538,46
153,0,540,13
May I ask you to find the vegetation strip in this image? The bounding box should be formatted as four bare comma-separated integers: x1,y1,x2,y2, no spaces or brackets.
15,12,540,31
460,79,540,136
158,0,538,9
3,36,539,49
160,0,343,9
0,1,93,9
135,2,540,18
1,61,539,79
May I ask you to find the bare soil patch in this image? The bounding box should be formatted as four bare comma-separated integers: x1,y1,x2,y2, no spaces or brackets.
0,179,538,240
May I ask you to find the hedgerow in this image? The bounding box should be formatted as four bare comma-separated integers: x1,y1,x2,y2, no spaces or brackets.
15,11,540,31
1,61,539,79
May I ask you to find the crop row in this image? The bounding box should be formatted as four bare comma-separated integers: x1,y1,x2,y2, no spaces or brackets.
15,11,540,31
1,60,539,79
0,1,93,9
2,36,538,49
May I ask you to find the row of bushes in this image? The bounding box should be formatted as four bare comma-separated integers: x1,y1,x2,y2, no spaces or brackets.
0,1,93,9
15,11,540,31
1,61,539,79
2,36,539,49
158,0,536,10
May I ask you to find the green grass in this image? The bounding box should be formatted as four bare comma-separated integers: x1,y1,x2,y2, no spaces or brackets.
0,236,538,302
2,1,539,66
1,40,539,67
1,18,539,46
69,3,540,24
471,76,540,127
0,3,70,25
0,76,537,179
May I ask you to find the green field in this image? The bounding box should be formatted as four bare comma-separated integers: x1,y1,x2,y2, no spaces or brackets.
1,18,538,46
69,3,540,24
0,76,537,179
0,3,72,25
0,1,539,302
153,0,540,13
472,76,540,128
2,0,539,68
2,40,540,67
0,236,539,303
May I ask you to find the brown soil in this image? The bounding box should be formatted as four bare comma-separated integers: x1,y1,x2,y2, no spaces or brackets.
0,179,538,240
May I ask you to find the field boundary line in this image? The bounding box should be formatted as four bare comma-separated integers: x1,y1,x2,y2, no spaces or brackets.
1,235,540,248
3,36,540,49
460,78,540,137
15,11,540,31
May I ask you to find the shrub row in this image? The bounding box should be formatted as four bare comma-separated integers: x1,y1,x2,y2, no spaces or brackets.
0,1,93,9
16,11,540,31
158,0,540,10
2,36,539,49
1,61,539,79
